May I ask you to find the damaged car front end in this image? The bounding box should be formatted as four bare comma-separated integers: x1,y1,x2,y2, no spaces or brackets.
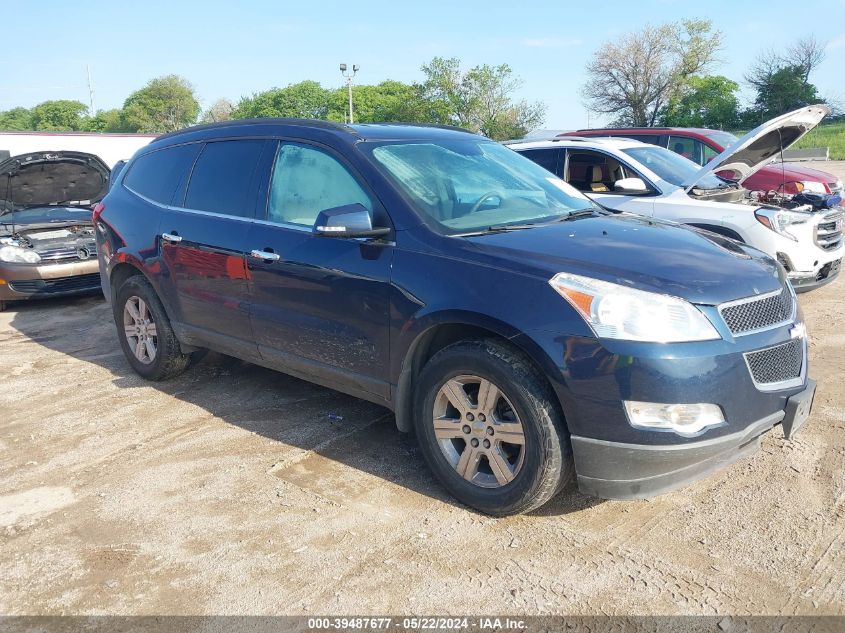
0,151,108,310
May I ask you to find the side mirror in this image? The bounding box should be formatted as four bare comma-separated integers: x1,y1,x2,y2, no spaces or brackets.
313,203,390,239
614,177,649,194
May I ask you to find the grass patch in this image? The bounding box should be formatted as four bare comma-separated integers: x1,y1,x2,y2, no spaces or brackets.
792,121,845,160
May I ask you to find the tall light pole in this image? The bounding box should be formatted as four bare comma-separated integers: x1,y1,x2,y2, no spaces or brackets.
339,63,359,124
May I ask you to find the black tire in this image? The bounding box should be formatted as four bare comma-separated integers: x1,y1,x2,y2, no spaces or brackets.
414,339,572,516
113,275,192,380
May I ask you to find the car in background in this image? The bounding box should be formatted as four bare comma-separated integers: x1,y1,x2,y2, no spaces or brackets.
96,118,814,515
510,106,843,292
0,150,107,311
561,124,843,196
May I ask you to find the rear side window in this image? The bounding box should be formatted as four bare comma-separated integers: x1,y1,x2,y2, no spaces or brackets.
185,140,266,217
518,149,560,176
124,143,201,205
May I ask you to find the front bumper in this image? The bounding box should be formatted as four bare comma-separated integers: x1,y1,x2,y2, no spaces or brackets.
788,257,841,293
572,379,815,499
0,259,101,301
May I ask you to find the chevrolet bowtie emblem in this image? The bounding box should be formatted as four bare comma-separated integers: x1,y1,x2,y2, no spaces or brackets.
790,323,806,340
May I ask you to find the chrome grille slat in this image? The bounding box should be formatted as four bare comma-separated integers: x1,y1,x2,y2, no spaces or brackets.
816,212,843,251
744,339,804,388
719,288,794,336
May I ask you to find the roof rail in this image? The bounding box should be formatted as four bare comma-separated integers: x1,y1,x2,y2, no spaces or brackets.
153,117,354,142
355,122,479,135
501,136,603,145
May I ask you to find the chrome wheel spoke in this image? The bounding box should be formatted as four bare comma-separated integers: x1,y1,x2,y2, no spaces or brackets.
441,379,471,417
455,445,482,481
433,417,464,440
477,379,500,415
494,422,525,445
144,338,156,360
146,323,157,337
125,300,141,322
134,338,146,361
137,298,148,321
488,447,515,485
124,325,138,337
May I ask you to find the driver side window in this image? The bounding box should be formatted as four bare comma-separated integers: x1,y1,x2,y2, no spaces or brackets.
267,143,373,227
565,150,633,193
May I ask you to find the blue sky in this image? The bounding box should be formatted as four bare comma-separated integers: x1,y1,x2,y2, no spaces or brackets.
2,0,844,129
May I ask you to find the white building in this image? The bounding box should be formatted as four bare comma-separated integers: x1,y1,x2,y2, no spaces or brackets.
0,132,157,168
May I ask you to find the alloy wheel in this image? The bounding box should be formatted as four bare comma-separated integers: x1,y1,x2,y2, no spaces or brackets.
432,375,526,488
123,295,158,364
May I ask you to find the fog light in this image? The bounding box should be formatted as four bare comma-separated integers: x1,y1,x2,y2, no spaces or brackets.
624,401,725,437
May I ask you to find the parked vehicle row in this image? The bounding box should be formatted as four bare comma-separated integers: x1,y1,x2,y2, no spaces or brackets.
89,118,818,515
509,106,843,293
562,123,843,195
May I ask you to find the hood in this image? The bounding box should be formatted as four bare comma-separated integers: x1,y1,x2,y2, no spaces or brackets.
0,150,110,214
463,214,783,305
684,105,829,192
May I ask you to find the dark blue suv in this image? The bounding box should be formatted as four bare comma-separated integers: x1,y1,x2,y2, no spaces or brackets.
94,119,815,515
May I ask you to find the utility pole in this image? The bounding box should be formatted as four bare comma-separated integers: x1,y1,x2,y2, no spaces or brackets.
339,63,359,124
86,65,96,116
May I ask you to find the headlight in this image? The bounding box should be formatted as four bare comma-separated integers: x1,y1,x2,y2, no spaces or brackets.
754,207,809,242
548,272,720,343
0,245,41,263
797,180,827,194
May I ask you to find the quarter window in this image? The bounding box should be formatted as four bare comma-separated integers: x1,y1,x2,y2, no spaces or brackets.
124,143,201,205
267,143,372,227
185,140,266,217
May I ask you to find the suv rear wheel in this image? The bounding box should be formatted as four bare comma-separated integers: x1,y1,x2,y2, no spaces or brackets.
414,339,571,515
114,275,193,380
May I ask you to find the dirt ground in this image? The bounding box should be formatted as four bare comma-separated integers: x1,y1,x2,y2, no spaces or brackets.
1,167,845,616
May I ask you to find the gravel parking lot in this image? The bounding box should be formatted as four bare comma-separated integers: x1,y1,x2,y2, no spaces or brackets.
2,168,845,616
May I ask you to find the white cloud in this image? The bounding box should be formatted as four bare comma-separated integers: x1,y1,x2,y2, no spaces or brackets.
521,37,582,48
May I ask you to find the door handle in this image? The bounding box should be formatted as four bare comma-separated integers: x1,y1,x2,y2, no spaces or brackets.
162,232,183,243
250,249,281,262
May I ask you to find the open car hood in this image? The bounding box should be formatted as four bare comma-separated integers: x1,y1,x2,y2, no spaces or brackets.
0,150,110,213
683,105,830,192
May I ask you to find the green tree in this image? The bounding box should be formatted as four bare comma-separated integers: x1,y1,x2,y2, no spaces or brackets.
30,100,88,131
0,107,34,131
582,19,723,126
417,57,545,139
83,108,128,132
200,98,235,124
122,75,199,133
661,75,740,129
233,81,330,119
750,65,820,121
327,80,425,123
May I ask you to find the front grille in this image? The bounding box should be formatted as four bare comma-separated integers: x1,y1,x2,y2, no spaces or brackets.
719,288,794,336
815,211,843,251
9,273,101,294
744,338,804,387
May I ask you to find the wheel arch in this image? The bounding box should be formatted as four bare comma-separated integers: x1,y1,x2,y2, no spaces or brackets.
392,313,568,434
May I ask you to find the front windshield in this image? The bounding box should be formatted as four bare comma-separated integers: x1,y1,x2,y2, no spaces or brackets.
622,146,729,190
703,130,738,150
363,139,597,234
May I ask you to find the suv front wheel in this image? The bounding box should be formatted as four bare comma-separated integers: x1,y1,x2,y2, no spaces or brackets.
414,339,571,516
